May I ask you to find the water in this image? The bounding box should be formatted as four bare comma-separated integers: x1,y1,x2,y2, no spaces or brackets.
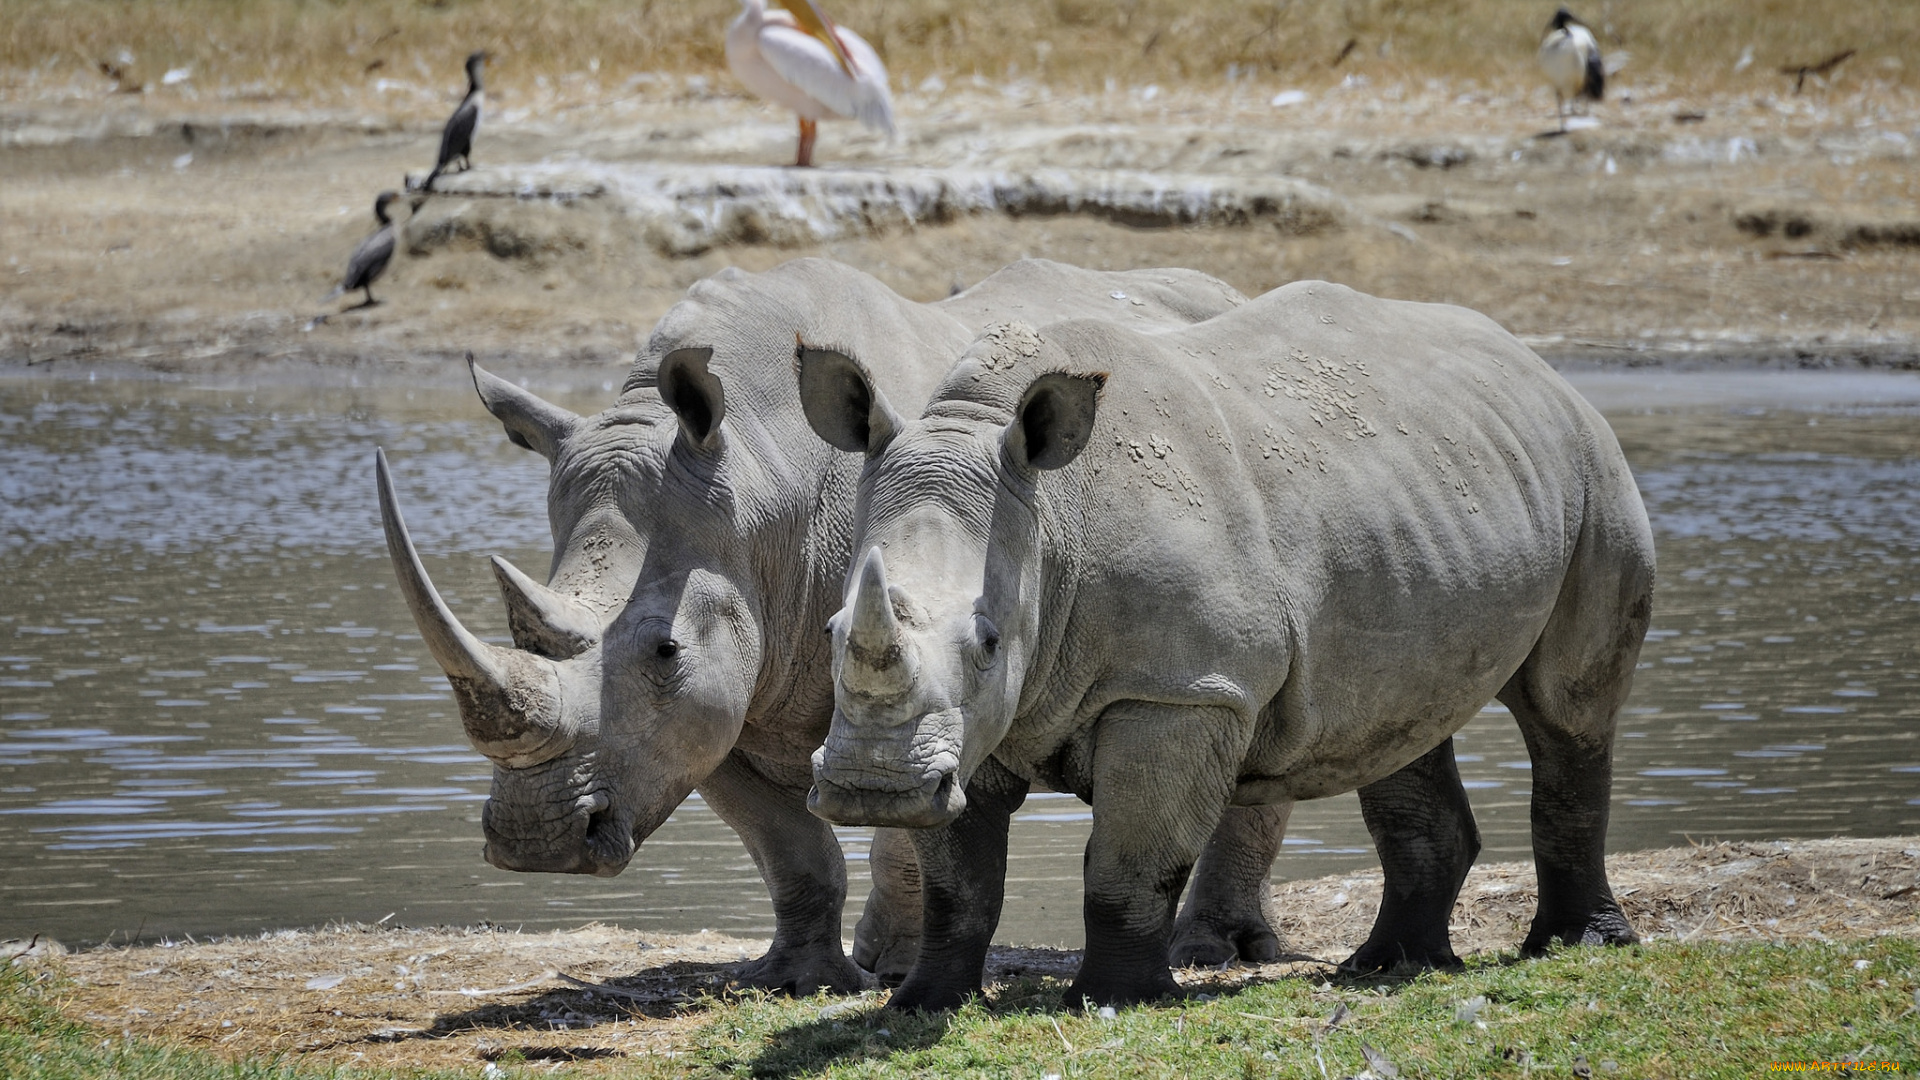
2,370,1917,948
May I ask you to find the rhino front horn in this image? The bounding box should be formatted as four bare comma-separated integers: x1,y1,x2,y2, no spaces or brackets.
841,546,916,702
376,448,572,768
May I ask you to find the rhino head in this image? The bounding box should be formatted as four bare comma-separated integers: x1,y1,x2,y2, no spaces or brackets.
379,351,762,876
794,331,1106,828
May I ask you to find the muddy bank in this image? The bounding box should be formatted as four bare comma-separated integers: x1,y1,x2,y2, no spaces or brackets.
13,837,1917,1074
2,81,1917,377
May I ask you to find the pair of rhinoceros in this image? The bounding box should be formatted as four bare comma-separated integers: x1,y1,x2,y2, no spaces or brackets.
377,257,1654,1010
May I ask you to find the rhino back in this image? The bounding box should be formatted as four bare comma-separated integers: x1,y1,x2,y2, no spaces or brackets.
977,282,1644,793
939,258,1247,333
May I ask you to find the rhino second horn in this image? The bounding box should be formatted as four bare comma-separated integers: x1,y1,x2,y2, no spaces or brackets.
842,547,916,702
376,449,570,766
491,556,600,659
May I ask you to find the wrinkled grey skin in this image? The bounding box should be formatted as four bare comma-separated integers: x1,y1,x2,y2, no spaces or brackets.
378,257,1265,994
800,281,1655,1009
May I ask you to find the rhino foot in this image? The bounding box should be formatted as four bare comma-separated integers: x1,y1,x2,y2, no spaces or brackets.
731,947,873,996
1064,966,1183,1010
884,975,977,1013
1520,901,1636,955
1168,913,1281,968
1337,938,1465,977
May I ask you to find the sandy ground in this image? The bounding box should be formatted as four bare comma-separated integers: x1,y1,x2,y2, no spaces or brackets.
2,77,1917,378
8,837,1916,1074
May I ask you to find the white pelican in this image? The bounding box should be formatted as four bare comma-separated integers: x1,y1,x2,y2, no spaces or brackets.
726,0,894,167
326,191,400,309
424,50,486,191
1538,7,1603,133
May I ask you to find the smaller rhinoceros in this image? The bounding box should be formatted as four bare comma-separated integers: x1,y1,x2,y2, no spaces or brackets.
797,282,1655,1010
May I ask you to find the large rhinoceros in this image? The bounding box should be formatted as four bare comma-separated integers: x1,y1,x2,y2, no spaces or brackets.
376,257,1271,992
796,281,1656,1009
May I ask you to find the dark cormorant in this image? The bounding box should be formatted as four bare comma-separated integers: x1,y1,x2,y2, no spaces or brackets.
423,51,486,191
326,191,400,309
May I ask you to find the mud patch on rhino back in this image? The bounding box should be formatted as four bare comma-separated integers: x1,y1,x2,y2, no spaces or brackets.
1260,348,1378,442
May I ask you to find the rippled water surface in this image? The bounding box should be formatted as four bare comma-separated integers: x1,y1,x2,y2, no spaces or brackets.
2,370,1917,948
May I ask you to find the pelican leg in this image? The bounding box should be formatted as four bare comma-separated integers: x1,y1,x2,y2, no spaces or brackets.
796,117,817,168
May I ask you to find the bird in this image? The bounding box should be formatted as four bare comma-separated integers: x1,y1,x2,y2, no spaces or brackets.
325,191,400,309
725,0,894,167
422,50,486,191
1538,6,1604,133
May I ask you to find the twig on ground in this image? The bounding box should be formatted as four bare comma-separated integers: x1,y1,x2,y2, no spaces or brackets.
426,970,559,997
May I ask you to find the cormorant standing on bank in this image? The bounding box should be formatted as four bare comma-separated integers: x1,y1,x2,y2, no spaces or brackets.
326,190,400,309
424,51,486,191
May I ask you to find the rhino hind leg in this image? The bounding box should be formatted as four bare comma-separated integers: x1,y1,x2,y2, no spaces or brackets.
1170,802,1290,968
1499,499,1654,955
697,752,868,995
887,757,1029,1012
1340,738,1481,975
853,827,923,985
1507,714,1636,953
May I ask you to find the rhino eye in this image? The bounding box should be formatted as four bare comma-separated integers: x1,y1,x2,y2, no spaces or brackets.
972,613,1000,661
655,639,681,660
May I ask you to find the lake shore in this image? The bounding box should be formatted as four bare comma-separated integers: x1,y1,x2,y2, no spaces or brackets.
4,76,1917,380
13,836,1917,1075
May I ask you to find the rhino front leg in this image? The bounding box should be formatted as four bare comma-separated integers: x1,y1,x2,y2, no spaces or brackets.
697,751,867,994
853,827,922,984
1340,737,1481,974
1071,702,1242,1008
887,757,1028,1012
1170,802,1290,967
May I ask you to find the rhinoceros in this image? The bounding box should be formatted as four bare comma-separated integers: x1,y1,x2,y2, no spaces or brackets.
796,281,1656,1009
376,257,1279,992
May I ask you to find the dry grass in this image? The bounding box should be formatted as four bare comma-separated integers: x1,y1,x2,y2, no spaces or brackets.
2,0,1914,112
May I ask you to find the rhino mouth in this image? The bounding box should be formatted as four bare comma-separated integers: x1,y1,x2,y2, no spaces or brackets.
481,787,637,877
807,766,966,828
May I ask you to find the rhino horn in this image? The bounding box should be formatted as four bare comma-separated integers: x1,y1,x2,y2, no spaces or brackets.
376,449,571,766
842,547,915,702
491,556,601,660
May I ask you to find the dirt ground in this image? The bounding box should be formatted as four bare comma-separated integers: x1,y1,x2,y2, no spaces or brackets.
2,76,1917,378
9,837,1916,1074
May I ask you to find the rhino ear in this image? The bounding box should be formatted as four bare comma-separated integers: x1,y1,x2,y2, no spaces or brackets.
470,354,580,462
795,341,904,456
1004,371,1106,472
658,347,726,447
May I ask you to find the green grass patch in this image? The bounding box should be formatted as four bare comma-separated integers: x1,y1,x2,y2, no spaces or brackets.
687,938,1920,1079
5,938,1917,1078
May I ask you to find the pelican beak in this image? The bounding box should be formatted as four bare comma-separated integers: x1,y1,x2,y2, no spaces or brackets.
776,0,857,76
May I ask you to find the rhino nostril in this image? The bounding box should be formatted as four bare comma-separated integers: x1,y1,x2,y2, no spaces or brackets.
574,790,611,817
584,803,632,870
